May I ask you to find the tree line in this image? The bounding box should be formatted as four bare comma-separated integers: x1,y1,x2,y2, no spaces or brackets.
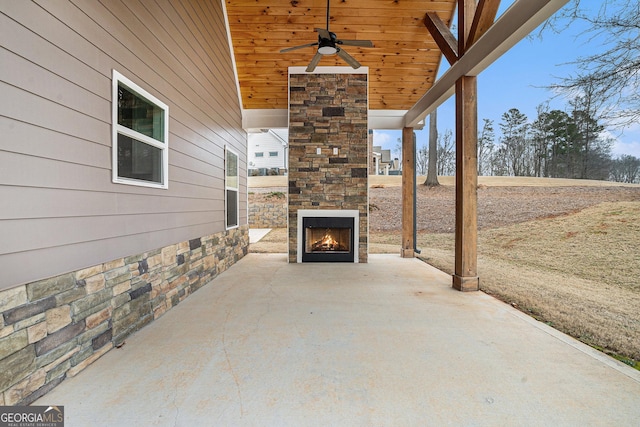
415,100,639,183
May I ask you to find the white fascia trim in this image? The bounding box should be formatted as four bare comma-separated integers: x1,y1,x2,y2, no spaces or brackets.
243,109,289,130
242,108,422,130
220,0,243,118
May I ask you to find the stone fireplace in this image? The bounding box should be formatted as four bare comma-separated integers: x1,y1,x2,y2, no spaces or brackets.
288,68,368,263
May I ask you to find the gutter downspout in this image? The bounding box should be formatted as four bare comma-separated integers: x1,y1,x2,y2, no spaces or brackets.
413,131,421,255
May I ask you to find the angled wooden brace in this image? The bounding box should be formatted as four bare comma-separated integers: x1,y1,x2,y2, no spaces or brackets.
467,0,501,48
423,12,459,65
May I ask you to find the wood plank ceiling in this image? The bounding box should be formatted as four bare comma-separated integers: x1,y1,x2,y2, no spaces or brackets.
225,0,457,111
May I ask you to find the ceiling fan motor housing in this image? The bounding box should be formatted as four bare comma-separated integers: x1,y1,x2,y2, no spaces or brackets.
318,36,338,55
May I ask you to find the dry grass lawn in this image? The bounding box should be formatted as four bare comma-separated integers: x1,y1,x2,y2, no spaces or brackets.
250,177,640,367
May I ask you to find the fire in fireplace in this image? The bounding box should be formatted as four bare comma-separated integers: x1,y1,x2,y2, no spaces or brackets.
302,216,355,262
307,228,350,252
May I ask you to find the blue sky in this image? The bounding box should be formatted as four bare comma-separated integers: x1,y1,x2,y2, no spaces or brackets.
374,1,640,159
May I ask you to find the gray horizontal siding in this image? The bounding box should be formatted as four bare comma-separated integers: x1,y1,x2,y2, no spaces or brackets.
0,82,111,146
0,212,225,254
0,221,225,289
0,117,110,169
0,0,247,290
0,151,225,200
1,48,109,123
0,12,110,100
0,186,224,220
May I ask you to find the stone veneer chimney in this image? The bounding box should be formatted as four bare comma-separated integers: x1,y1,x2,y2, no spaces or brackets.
288,69,368,263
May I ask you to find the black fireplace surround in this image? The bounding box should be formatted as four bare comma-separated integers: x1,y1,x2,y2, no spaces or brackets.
302,216,355,262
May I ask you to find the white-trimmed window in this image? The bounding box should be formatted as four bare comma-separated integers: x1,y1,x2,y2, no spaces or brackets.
112,70,169,188
269,151,279,157
226,147,239,229
255,152,264,158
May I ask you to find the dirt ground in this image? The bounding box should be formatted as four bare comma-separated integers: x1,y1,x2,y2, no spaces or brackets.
370,184,640,232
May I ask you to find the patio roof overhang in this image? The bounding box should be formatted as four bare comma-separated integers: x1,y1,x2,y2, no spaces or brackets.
225,0,569,291
227,0,569,131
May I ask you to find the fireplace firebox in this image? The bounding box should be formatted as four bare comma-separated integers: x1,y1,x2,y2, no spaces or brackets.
296,209,360,263
301,216,355,262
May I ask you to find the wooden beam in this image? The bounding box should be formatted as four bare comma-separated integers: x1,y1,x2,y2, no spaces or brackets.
423,12,458,65
468,0,501,48
404,0,569,128
450,1,479,291
458,0,475,56
453,75,479,291
401,127,416,258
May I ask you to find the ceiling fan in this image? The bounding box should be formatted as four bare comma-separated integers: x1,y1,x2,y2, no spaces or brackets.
280,0,374,72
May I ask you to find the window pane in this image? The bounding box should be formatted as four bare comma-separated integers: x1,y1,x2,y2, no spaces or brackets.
255,152,264,157
226,150,238,189
117,134,163,183
226,189,238,228
118,84,165,142
269,152,278,157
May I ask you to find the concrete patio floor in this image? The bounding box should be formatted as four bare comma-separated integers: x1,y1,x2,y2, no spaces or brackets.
35,253,640,426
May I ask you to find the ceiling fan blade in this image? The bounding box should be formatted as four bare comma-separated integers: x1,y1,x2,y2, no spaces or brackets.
338,40,374,48
315,28,331,40
306,52,323,72
336,48,361,69
280,42,318,53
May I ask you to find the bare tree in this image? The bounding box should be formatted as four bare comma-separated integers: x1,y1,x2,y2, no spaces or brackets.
477,118,495,176
416,144,429,175
529,104,551,177
545,0,640,127
394,138,402,167
489,146,509,176
610,154,640,183
437,129,455,176
424,110,440,186
569,81,608,179
499,108,531,176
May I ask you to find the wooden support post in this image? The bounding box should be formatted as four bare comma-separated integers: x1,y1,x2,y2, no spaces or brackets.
401,127,415,258
453,75,479,291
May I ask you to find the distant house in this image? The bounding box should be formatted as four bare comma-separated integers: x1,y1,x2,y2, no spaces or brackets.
248,129,288,175
372,145,401,175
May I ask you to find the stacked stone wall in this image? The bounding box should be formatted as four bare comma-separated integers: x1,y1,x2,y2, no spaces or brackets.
0,226,248,405
249,202,287,228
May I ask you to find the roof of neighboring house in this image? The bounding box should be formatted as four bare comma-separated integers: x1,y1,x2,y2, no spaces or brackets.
373,146,392,163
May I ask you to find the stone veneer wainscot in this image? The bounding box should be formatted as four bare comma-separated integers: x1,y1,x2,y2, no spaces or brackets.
0,226,248,405
287,71,369,263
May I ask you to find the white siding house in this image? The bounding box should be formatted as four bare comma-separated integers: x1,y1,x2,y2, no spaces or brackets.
248,129,288,175
372,145,400,175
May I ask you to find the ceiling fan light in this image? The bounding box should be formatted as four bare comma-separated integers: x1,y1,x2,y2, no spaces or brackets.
318,45,337,55
318,39,337,55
